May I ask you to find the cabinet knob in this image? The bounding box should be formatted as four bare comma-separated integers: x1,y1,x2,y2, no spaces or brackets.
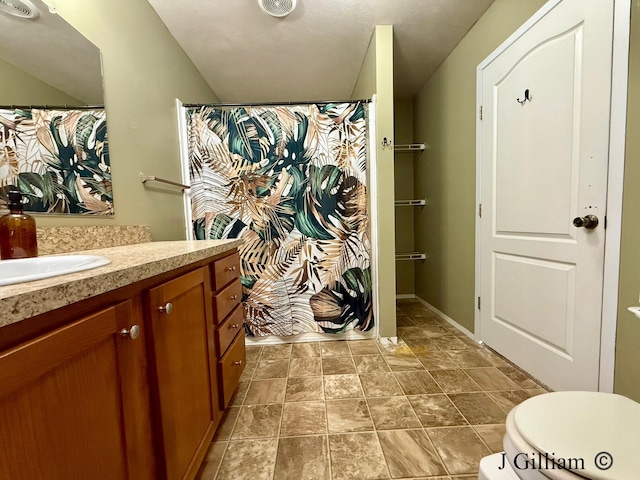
233,360,243,366
231,323,240,329
158,303,173,314
225,266,237,272
231,294,238,301
120,325,141,340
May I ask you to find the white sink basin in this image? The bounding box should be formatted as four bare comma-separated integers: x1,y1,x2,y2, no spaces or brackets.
0,255,111,286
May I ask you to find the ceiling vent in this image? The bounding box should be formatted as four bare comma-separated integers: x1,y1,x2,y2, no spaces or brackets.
258,0,297,18
0,0,39,19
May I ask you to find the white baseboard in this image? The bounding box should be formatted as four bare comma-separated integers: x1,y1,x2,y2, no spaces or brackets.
413,296,476,341
378,336,399,345
396,294,416,299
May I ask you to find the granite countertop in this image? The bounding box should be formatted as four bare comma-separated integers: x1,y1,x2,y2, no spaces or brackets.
0,239,243,328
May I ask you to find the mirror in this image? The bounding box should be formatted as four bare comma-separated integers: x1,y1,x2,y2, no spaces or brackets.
0,0,103,106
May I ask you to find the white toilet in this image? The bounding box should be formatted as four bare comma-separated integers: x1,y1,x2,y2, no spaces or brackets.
478,391,640,480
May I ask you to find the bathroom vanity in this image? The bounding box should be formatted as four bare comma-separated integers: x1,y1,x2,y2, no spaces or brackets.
0,240,245,479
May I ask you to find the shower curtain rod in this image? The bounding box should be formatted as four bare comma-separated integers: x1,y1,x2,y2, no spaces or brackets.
0,104,104,110
182,98,371,108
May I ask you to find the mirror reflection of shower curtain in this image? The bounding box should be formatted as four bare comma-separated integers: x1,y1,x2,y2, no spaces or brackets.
184,102,373,338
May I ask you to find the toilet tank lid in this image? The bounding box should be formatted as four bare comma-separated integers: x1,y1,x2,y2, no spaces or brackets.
514,391,640,480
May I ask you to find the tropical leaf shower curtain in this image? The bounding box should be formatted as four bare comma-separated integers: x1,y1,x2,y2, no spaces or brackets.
185,102,373,337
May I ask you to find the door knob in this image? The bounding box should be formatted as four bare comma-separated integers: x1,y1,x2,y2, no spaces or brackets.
120,325,141,339
573,215,599,229
158,303,173,314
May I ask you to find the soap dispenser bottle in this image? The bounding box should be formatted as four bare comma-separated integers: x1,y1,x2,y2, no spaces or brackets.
0,190,38,260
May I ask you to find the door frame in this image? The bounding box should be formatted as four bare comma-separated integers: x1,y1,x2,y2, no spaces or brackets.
474,0,631,392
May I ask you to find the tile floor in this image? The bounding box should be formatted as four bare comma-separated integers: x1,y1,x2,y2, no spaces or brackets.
197,299,548,480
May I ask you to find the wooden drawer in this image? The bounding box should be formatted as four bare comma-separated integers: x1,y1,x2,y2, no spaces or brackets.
212,253,240,290
213,278,242,323
218,332,246,408
216,305,244,356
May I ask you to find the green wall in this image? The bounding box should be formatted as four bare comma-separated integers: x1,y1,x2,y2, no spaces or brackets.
38,0,219,240
615,1,640,401
352,25,396,338
394,99,415,296
0,58,82,105
412,0,547,332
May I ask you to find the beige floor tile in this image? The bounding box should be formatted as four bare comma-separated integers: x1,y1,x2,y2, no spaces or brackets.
254,359,289,379
292,342,320,358
359,373,404,397
322,356,357,375
474,424,506,453
430,369,483,393
354,355,391,373
385,354,425,372
261,344,292,359
403,337,436,352
323,374,364,399
412,316,444,327
427,426,491,475
326,398,374,433
378,429,447,478
464,367,521,391
447,350,493,368
289,357,322,377
348,339,381,355
422,325,451,338
394,371,442,395
245,346,263,362
448,393,507,425
458,336,482,348
474,348,511,367
397,326,432,338
377,340,412,356
320,341,351,357
415,350,459,370
280,401,327,436
239,360,257,381
367,396,421,430
487,390,532,413
196,441,227,479
285,376,324,402
430,336,472,351
497,366,543,389
396,316,416,327
274,435,330,480
232,404,283,439
213,407,240,441
217,438,278,480
329,432,390,480
408,394,467,427
244,378,287,404
228,380,250,406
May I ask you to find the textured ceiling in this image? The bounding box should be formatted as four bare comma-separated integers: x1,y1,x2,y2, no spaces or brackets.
0,0,103,104
147,0,495,102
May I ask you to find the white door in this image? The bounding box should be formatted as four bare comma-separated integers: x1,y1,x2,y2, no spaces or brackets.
478,0,614,391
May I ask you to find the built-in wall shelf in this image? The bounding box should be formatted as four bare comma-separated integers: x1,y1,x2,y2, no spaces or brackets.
395,199,427,207
395,252,427,261
394,143,427,152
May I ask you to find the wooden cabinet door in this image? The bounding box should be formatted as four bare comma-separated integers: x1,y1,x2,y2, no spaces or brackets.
0,301,147,480
146,267,220,480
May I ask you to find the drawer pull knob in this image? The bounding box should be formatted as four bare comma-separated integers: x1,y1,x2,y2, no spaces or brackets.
231,323,240,329
158,303,173,314
231,294,238,301
233,360,243,366
120,325,141,340
225,266,237,272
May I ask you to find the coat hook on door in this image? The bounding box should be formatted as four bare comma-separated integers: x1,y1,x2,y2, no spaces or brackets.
381,137,392,149
517,89,531,104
